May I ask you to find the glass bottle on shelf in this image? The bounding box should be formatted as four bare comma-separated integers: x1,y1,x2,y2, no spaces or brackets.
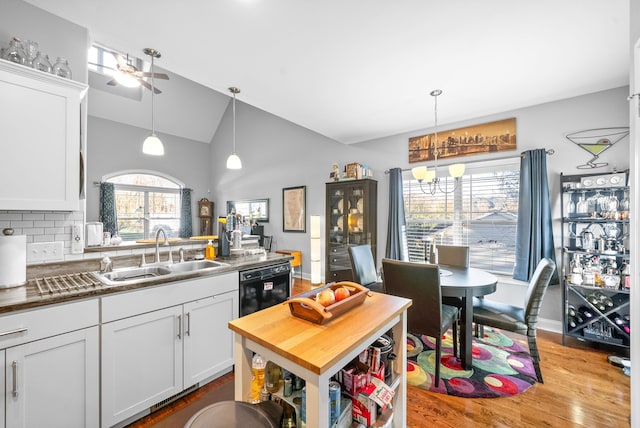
582,258,595,286
32,52,52,73
264,360,282,393
52,57,72,79
249,353,266,404
2,37,26,64
570,254,583,285
23,40,38,67
575,192,588,215
620,262,630,290
565,194,575,216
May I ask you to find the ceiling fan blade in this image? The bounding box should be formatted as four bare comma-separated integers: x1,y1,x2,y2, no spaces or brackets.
106,79,118,86
139,72,169,80
113,52,128,68
140,79,162,94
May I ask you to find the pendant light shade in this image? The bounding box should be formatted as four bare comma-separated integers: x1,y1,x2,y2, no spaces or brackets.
226,87,242,169
142,48,164,156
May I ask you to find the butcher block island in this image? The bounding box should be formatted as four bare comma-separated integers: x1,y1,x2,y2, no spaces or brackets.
228,291,411,428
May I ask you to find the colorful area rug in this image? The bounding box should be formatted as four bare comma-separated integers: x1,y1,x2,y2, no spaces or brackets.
406,328,537,398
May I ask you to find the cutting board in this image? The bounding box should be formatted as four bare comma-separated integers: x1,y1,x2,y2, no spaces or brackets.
189,235,218,240
135,238,182,244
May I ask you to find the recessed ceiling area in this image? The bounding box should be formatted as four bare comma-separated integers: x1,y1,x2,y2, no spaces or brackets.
23,0,630,144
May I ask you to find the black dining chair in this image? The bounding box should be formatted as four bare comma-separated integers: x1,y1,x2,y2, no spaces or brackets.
348,244,385,293
381,258,458,387
472,257,556,383
430,245,470,313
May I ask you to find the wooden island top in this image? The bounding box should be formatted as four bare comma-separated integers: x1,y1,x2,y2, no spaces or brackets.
228,291,412,427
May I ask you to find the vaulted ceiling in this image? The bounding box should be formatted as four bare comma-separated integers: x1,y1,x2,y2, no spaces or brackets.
24,0,630,144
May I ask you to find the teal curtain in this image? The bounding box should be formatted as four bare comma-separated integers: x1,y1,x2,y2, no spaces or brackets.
385,168,408,261
99,182,118,236
514,149,558,283
179,188,193,238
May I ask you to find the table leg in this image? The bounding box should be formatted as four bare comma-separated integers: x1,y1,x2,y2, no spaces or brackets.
459,290,473,370
234,335,252,401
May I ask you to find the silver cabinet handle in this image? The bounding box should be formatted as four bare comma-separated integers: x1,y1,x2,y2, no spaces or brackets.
177,315,182,339
0,327,28,338
12,361,18,397
185,312,191,336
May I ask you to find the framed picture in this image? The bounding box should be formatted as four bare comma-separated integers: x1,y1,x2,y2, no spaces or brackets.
409,117,517,163
226,199,269,223
283,186,306,232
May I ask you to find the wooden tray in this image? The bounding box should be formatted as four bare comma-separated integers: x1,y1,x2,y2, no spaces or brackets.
286,281,370,324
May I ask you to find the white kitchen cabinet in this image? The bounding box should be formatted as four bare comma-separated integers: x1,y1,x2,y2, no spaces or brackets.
101,273,239,427
0,299,99,428
0,59,87,211
5,327,99,428
183,292,237,387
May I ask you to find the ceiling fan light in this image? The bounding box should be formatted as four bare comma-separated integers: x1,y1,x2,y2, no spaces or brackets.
226,153,242,169
142,134,164,155
114,70,140,88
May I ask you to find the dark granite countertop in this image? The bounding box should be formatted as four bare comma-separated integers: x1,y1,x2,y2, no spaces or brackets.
0,253,292,315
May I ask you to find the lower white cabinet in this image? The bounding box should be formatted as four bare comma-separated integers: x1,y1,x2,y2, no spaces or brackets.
101,273,239,427
5,327,99,428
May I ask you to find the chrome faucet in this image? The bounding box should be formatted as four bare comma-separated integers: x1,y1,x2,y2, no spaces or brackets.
100,256,113,273
178,248,185,263
155,228,169,263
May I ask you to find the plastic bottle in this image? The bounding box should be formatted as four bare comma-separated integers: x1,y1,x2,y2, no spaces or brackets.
205,240,215,260
264,360,282,393
249,353,266,403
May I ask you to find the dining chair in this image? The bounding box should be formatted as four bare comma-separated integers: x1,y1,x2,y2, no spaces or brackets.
348,244,385,293
472,257,556,383
381,258,458,387
430,245,470,311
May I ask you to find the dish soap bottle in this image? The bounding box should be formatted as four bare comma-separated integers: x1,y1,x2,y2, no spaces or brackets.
205,240,215,260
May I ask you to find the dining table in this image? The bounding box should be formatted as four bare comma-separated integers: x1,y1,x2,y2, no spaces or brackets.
438,265,498,370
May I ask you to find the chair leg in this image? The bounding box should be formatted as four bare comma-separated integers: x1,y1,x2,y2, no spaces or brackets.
452,321,458,359
434,336,441,387
527,330,543,383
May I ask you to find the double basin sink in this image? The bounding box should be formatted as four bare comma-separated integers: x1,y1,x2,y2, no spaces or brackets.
92,259,231,286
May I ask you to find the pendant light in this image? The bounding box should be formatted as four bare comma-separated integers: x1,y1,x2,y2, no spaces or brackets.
411,89,465,194
142,48,164,156
226,87,242,169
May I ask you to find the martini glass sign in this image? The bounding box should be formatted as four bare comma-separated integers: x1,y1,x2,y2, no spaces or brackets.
565,127,629,169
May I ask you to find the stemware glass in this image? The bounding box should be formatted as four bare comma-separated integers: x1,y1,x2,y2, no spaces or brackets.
606,191,619,215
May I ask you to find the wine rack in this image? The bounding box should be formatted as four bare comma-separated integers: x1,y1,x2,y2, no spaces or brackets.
560,171,631,348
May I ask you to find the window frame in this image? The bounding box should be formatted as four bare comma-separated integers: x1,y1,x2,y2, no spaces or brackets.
403,157,521,275
104,171,184,241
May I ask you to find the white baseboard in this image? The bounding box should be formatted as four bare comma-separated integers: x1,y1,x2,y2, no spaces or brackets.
537,318,563,334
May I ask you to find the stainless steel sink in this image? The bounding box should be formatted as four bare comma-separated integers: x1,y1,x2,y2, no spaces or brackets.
96,265,173,284
92,259,230,286
166,259,230,273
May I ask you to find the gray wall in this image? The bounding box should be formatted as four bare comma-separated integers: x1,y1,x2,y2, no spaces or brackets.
86,117,211,224
210,86,630,330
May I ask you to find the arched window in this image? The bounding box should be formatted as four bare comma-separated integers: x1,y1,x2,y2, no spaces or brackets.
105,171,183,241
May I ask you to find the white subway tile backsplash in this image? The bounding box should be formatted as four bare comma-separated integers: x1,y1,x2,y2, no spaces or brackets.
23,213,45,221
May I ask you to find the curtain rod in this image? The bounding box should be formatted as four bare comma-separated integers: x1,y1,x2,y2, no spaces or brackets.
384,148,555,174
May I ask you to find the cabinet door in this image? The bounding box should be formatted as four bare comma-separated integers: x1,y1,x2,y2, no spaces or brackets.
0,60,86,211
183,290,238,387
102,306,183,427
5,326,99,428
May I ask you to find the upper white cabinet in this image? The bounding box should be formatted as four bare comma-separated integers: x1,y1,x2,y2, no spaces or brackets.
0,59,87,211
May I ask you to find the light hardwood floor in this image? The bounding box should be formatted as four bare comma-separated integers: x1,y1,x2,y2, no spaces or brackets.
129,278,631,428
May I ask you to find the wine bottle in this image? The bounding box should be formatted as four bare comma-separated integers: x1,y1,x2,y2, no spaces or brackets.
578,306,594,320
567,315,578,329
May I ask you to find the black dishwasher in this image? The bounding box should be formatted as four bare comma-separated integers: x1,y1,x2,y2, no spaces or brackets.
239,262,291,317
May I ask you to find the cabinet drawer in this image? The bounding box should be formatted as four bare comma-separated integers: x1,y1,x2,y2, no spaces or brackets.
0,299,98,349
102,272,239,323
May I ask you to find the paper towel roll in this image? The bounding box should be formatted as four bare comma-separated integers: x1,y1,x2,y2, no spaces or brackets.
0,234,27,288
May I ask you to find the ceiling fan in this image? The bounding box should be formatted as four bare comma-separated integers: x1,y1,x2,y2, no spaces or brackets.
106,48,169,94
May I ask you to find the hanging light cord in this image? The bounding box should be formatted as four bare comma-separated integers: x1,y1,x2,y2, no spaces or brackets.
150,56,155,134
431,89,441,176
232,90,236,153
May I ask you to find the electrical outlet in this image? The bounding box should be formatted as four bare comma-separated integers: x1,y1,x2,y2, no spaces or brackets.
27,242,64,263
